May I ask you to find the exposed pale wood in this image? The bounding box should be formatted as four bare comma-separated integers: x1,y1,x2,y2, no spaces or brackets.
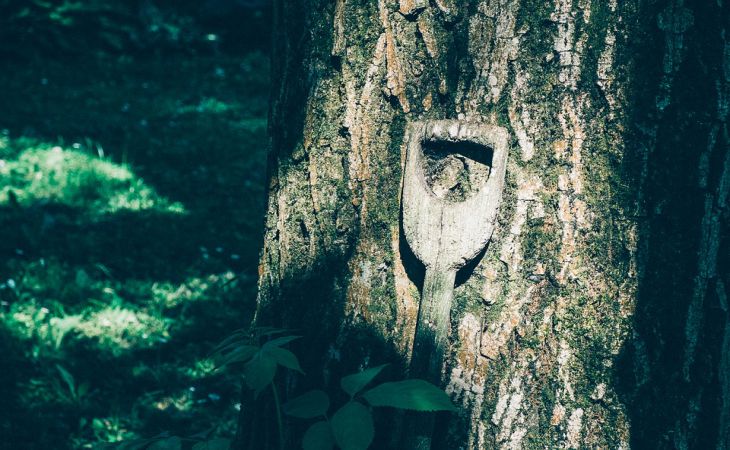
403,120,508,274
402,119,508,449
402,120,508,381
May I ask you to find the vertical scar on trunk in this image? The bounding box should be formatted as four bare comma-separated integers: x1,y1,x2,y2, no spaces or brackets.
400,119,509,447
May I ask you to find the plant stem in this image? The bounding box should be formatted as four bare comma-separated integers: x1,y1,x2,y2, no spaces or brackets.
271,381,284,450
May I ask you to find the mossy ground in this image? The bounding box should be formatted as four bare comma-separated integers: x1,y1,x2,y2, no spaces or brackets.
0,51,269,449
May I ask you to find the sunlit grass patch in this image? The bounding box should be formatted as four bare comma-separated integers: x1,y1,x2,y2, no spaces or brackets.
176,97,234,115
183,358,217,379
1,260,244,360
149,389,195,413
4,301,62,350
3,300,170,355
1,258,168,356
0,136,185,215
150,271,237,309
90,416,137,443
77,306,170,351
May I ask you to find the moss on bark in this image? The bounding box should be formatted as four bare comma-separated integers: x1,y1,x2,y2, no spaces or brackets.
236,0,730,449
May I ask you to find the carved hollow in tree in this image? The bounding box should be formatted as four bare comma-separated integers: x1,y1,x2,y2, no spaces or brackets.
401,120,508,448
403,120,508,280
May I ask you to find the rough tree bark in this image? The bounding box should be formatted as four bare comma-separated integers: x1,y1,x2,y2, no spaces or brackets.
235,0,729,449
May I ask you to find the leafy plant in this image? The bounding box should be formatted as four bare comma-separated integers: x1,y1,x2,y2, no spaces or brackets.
102,328,456,450
91,416,132,444
282,364,455,450
209,327,303,450
54,363,90,405
210,327,303,392
96,432,231,450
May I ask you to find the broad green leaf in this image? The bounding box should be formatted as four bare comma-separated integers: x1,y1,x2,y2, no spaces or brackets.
134,433,173,449
216,344,259,368
283,390,330,418
243,352,277,392
264,346,304,373
362,380,456,412
210,333,254,358
191,438,231,450
188,427,214,440
105,441,144,450
56,364,76,398
340,364,388,398
115,441,151,450
256,327,291,337
330,401,374,450
97,435,158,449
211,339,248,358
303,421,334,450
205,439,231,450
77,382,89,398
148,437,181,450
96,437,140,449
210,330,249,355
263,335,301,348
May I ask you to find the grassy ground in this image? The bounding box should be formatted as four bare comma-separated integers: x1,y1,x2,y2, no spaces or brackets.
0,51,269,449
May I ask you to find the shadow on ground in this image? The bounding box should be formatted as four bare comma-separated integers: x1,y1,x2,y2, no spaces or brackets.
0,51,270,449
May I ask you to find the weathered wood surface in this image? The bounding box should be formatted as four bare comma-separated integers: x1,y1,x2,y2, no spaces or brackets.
403,119,508,381
402,119,508,448
402,120,508,274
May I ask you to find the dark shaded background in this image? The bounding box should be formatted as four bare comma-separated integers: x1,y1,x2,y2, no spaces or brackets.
0,1,271,448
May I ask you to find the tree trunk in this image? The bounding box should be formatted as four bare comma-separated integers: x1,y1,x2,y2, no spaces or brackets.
235,0,729,448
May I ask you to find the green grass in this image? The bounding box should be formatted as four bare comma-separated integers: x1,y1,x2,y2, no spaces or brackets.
0,51,269,449
0,140,186,214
